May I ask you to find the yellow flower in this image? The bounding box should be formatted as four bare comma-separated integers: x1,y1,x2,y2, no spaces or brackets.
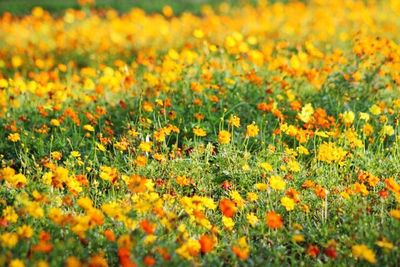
25,201,44,218
246,213,259,227
1,167,15,180
230,190,245,208
114,141,128,151
1,232,19,248
139,142,152,152
7,173,27,188
269,175,286,191
297,145,310,155
176,175,191,186
9,259,25,267
259,162,273,171
77,197,93,210
342,111,355,125
317,142,347,164
369,104,382,115
222,216,235,231
228,115,241,128
287,160,301,172
153,129,166,142
17,225,33,238
96,143,106,152
66,178,83,194
128,129,139,138
292,234,305,243
394,99,400,109
99,166,118,183
381,125,395,136
352,71,362,81
242,163,250,171
255,183,268,191
390,209,400,220
153,153,166,162
246,123,259,137
83,124,95,132
142,101,154,112
352,244,376,264
359,112,370,121
315,131,329,138
176,239,201,260
36,260,49,267
247,192,258,202
7,133,20,143
218,130,231,145
0,78,8,88
42,172,53,185
144,235,157,245
70,151,81,158
50,119,61,127
281,196,295,211
298,103,314,123
193,127,207,137
3,206,18,223
375,238,394,250
51,151,62,161
193,29,204,39
11,56,23,68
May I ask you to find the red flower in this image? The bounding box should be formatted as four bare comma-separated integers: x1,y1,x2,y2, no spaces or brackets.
379,190,388,198
307,245,320,258
324,246,337,260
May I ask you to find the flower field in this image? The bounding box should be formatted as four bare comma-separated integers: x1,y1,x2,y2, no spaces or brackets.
1,0,400,266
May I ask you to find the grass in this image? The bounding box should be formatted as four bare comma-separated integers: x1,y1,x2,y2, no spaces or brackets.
0,0,242,15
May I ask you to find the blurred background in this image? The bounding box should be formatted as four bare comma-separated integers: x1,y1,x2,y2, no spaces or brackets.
0,0,272,15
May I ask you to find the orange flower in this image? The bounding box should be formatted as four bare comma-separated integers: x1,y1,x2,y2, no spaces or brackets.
314,185,327,199
127,175,147,193
75,174,89,186
39,231,51,242
32,241,53,253
143,255,156,266
118,248,137,267
199,235,215,254
104,229,115,241
140,220,156,235
290,101,302,111
232,246,249,260
219,199,237,218
232,237,250,260
265,211,283,229
88,253,108,267
156,247,171,261
257,102,273,112
135,155,148,167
